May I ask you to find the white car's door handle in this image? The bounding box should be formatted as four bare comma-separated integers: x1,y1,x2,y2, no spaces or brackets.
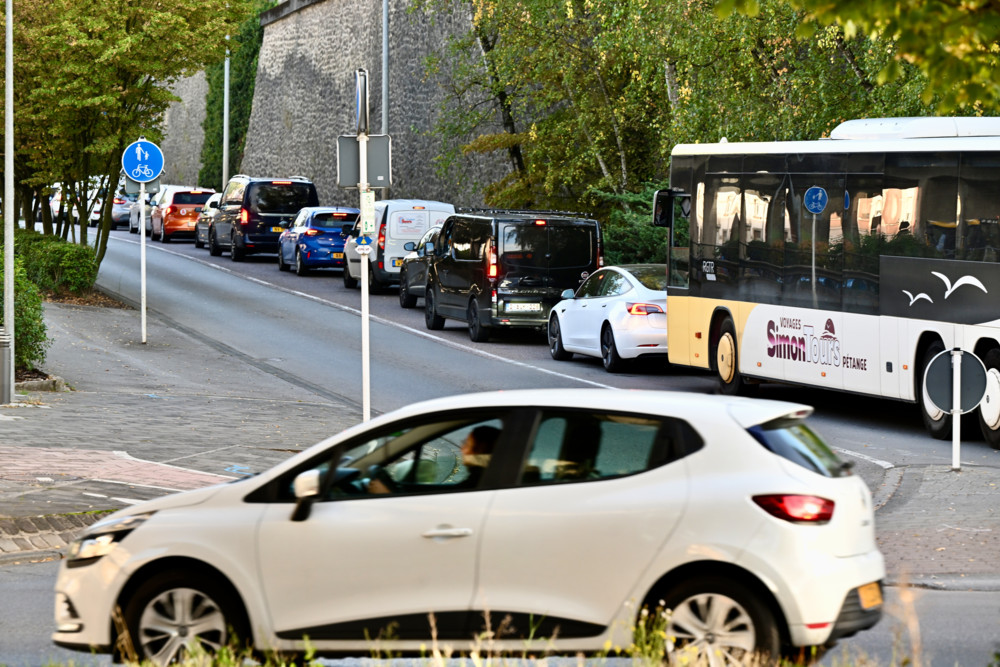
422,527,473,539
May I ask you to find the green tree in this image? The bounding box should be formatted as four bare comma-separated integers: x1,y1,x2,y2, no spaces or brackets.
200,0,274,190
416,0,932,257
1,0,254,263
725,0,1000,112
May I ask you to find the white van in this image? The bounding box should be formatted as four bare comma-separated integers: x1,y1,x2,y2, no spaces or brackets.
343,199,455,291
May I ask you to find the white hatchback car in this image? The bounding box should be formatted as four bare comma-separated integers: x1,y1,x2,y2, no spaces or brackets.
53,390,883,664
548,264,668,372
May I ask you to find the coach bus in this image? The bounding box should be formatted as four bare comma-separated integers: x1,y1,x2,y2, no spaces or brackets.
653,116,1000,447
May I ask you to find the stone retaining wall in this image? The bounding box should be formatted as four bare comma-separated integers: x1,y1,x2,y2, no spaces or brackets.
162,0,507,207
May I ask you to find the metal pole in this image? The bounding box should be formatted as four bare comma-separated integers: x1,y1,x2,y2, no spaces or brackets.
222,40,230,189
140,181,147,344
952,349,962,471
359,132,370,422
382,0,389,134
3,0,14,402
811,213,818,309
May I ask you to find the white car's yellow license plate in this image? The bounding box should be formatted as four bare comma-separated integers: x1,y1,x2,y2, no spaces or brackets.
857,582,882,609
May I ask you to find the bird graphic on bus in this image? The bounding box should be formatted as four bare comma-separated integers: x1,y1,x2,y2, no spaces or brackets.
931,271,988,298
902,290,933,306
902,272,989,307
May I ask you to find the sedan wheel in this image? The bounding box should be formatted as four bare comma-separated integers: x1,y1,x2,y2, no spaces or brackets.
124,572,249,666
601,324,627,373
548,316,573,361
208,228,222,257
398,269,417,308
295,251,309,276
277,248,290,271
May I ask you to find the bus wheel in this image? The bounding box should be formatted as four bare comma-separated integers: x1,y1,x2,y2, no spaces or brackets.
920,340,951,440
978,349,1000,449
715,319,745,395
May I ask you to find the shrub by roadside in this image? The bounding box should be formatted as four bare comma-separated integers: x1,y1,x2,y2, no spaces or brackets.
0,258,49,371
1,229,100,372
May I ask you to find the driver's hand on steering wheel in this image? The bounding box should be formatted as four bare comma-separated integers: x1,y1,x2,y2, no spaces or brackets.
367,477,393,494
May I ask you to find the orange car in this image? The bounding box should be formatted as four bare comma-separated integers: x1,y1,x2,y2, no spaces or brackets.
151,188,216,243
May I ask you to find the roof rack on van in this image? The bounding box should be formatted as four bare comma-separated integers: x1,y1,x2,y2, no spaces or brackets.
457,207,592,218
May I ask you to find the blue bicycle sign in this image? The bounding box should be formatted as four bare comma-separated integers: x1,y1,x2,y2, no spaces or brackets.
122,139,164,183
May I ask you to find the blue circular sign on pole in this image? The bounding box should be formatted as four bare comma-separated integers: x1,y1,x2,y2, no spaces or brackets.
804,186,828,215
122,139,164,183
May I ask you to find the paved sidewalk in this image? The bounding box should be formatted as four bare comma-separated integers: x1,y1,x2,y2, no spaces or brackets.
1,302,999,592
0,302,363,562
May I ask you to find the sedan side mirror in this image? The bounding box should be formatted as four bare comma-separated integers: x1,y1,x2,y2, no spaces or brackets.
561,288,576,299
209,200,219,209
290,469,321,522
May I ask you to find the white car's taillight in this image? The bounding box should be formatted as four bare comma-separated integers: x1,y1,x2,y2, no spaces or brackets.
753,494,834,524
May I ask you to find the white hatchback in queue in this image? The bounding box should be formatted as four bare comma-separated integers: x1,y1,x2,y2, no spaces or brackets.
53,389,883,664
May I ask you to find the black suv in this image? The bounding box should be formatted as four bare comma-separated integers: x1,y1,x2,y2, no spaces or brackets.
424,210,603,341
209,175,320,261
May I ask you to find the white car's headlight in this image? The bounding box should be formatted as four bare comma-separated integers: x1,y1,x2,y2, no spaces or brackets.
66,512,155,567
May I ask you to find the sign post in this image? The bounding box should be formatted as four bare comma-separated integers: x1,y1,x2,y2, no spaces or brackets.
336,69,391,422
924,348,988,470
122,137,165,344
804,186,828,309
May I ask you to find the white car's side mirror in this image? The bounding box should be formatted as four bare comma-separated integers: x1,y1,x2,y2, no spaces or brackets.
293,469,320,499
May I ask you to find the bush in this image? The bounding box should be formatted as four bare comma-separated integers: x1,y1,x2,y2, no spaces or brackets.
590,183,672,266
0,258,49,371
13,228,98,293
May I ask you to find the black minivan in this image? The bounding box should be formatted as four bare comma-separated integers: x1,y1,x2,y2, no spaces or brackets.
208,175,320,261
424,210,603,341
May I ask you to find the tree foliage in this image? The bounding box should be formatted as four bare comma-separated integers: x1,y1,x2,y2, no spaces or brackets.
415,0,933,255
199,1,274,191
0,0,253,264
726,0,1000,112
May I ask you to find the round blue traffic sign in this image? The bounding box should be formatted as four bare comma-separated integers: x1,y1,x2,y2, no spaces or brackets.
804,186,828,215
122,139,164,183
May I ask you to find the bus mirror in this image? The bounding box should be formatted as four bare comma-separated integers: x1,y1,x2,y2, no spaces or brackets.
652,189,690,229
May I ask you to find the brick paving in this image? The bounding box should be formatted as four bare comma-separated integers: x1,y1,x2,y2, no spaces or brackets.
0,303,998,591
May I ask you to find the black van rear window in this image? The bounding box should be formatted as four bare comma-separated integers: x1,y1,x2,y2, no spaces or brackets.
501,223,594,269
249,183,318,214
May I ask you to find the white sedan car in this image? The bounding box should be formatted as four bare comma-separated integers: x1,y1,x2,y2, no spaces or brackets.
548,264,668,372
53,389,883,665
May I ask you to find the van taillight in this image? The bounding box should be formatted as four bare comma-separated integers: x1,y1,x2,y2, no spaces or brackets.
377,222,386,250
488,245,498,279
752,495,834,524
239,208,250,226
164,206,173,216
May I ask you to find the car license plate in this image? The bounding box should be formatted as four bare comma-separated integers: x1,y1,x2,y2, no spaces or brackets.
857,582,882,609
392,258,403,267
333,252,344,259
271,226,283,233
506,302,541,312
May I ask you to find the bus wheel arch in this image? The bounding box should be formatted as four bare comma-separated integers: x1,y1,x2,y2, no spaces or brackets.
916,334,950,440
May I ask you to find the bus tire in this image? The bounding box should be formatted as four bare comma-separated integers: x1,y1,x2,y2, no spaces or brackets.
978,349,1000,449
920,340,951,440
715,319,745,395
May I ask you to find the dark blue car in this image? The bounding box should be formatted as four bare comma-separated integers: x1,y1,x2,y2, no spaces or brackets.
278,206,360,276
